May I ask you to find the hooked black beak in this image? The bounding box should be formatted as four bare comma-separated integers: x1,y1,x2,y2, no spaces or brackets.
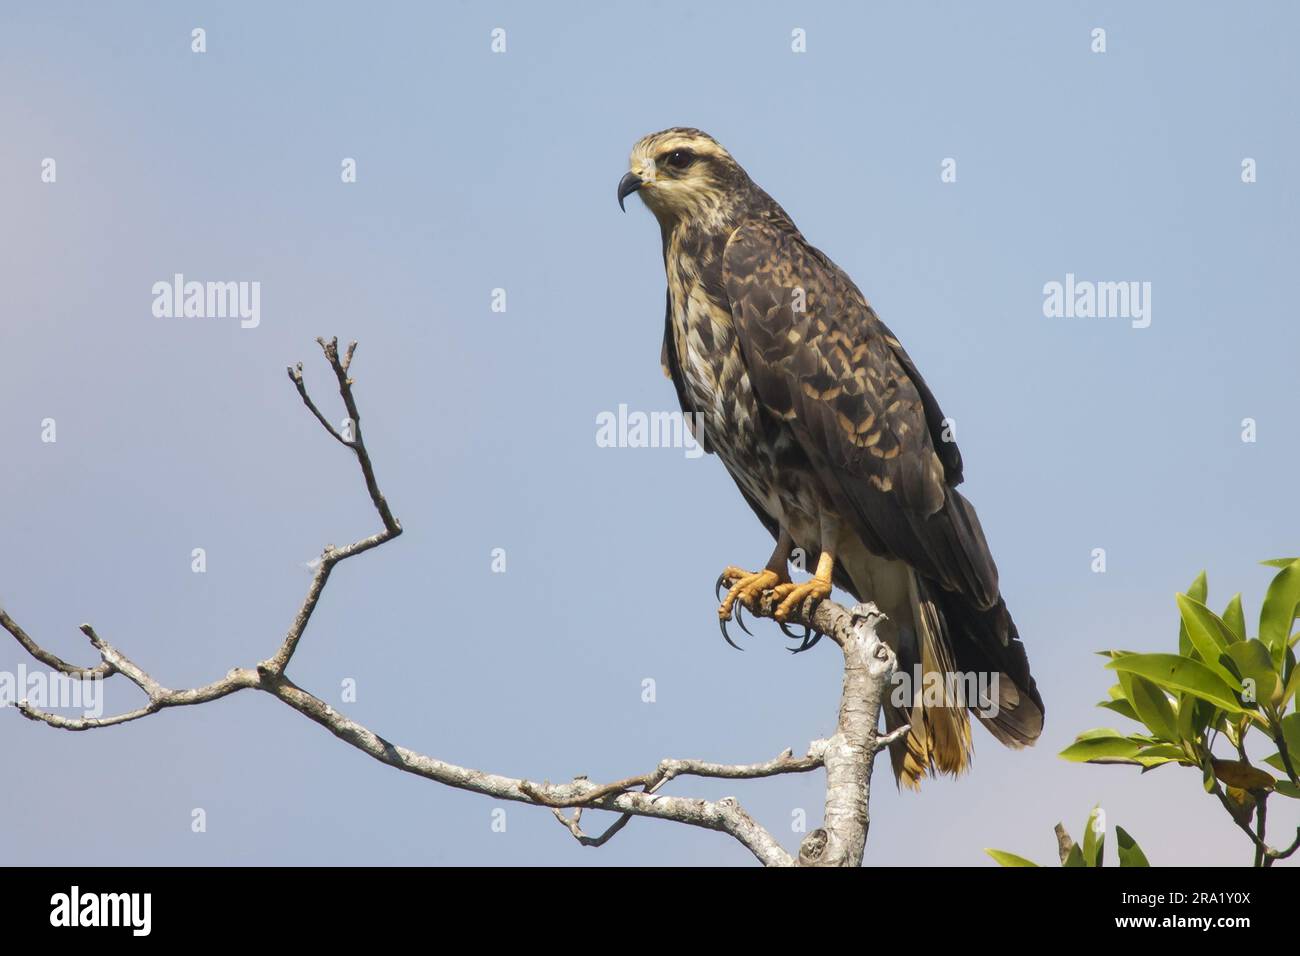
617,171,643,212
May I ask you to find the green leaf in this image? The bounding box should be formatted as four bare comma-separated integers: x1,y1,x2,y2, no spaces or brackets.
1225,640,1282,709
1283,653,1300,708
1062,843,1086,867
984,848,1039,867
1082,806,1105,867
1276,781,1300,799
1196,698,1226,732
1176,692,1202,753
1179,571,1208,656
1098,698,1140,722
1262,558,1300,568
1108,654,1244,714
1135,743,1189,761
1137,757,1181,772
1279,714,1300,777
1115,826,1150,867
1074,727,1141,740
1059,730,1144,764
1120,672,1179,741
1260,560,1300,661
1177,595,1245,687
1223,594,1246,641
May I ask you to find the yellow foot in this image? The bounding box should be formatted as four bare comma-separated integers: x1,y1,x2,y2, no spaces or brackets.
717,567,780,620
769,577,833,622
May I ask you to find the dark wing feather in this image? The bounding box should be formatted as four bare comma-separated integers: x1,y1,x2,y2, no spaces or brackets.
721,217,997,609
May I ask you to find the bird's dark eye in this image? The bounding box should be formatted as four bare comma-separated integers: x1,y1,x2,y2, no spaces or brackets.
665,149,694,170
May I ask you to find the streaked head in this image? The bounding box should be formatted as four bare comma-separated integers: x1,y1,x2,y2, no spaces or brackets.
617,128,749,228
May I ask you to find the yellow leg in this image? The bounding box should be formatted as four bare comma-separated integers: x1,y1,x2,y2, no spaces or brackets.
769,550,834,622
717,567,781,620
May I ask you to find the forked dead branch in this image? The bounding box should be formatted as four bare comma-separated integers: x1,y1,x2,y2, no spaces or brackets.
1,338,905,867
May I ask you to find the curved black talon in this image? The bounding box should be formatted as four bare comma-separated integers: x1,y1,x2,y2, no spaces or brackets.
718,615,745,651
714,572,730,603
777,619,806,642
734,601,753,636
788,628,825,654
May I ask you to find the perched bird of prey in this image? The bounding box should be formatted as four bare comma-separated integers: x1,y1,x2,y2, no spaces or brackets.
618,128,1043,787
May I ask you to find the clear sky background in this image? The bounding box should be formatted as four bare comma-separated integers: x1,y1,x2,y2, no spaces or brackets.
2,1,1296,866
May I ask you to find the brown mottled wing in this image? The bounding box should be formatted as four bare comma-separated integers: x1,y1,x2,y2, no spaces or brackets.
721,217,997,608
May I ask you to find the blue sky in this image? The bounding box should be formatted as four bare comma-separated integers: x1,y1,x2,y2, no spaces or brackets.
1,1,1296,865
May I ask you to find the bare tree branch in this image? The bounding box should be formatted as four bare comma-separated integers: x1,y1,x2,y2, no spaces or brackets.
1207,777,1300,866
550,805,634,848
2,337,901,866
288,362,351,448
0,611,114,680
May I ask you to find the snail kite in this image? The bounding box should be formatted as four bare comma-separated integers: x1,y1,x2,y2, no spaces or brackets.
618,128,1043,787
